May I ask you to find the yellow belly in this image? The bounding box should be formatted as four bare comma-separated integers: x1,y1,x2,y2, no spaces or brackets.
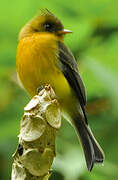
16,33,72,105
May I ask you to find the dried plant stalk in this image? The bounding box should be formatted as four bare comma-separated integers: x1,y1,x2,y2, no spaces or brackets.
11,85,61,180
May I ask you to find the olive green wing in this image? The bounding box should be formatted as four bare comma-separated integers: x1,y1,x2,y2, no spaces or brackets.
58,42,87,124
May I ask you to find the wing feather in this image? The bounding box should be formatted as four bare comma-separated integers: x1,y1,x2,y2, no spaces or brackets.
58,42,88,124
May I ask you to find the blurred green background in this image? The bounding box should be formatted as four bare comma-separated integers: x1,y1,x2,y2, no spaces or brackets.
0,0,118,179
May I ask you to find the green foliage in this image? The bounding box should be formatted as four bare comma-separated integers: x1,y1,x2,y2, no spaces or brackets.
0,0,118,179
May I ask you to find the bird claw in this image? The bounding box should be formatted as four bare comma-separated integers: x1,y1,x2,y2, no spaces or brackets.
37,85,44,93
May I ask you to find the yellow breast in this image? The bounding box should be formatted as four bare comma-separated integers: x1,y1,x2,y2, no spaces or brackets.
16,33,71,102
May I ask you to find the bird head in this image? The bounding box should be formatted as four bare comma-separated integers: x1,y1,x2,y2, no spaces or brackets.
19,9,72,40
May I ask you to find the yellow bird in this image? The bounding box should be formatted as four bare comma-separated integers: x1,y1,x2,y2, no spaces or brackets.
16,9,104,171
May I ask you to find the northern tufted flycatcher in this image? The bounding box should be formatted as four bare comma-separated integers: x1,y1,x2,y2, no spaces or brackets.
16,9,104,171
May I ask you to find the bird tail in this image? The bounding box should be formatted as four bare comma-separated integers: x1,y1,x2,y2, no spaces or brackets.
74,117,104,171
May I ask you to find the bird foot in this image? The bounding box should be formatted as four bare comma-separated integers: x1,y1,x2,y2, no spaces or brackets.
37,85,45,93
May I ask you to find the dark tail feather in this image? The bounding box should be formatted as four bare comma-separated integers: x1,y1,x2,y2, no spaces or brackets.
74,117,104,171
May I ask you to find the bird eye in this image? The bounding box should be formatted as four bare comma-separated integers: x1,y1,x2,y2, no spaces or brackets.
44,22,53,32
